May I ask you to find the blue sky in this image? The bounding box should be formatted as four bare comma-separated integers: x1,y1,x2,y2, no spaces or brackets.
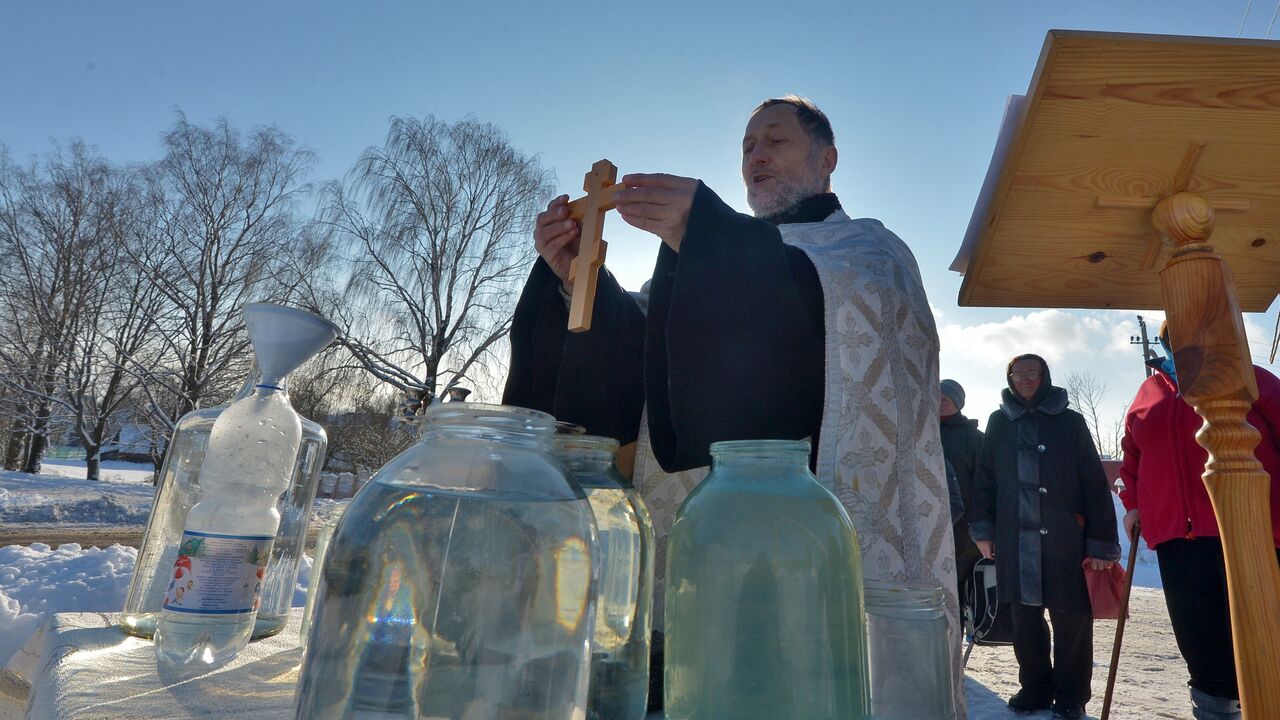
3,0,1278,430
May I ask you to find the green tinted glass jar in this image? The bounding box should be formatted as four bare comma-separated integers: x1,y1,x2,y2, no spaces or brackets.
554,433,655,720
864,581,955,720
664,439,870,720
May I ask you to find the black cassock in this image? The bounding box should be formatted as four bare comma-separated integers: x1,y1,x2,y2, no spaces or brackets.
502,184,834,471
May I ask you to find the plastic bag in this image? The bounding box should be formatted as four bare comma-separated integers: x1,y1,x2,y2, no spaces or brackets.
1082,559,1128,620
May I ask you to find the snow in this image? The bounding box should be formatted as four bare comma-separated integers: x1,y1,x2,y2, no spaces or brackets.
964,588,1193,719
0,467,322,669
1113,493,1163,589
38,457,156,484
0,541,314,668
0,543,137,668
0,469,155,526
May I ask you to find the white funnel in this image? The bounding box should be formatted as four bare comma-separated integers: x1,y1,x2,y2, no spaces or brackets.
243,303,339,387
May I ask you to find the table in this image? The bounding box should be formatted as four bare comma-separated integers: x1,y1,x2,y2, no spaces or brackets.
0,610,664,719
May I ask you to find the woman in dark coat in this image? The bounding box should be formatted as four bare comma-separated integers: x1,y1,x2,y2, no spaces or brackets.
970,354,1120,719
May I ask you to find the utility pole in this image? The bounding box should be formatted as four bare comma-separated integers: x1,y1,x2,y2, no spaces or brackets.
1130,315,1156,377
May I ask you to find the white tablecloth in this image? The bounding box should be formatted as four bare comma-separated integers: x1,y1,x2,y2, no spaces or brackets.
0,610,664,719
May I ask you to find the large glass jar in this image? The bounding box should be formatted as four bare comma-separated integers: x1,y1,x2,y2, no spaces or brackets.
555,433,654,720
664,439,870,720
293,403,598,720
120,367,328,639
864,581,956,720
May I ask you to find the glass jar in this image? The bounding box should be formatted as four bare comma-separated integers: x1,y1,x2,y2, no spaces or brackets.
864,581,955,720
664,439,870,720
293,403,598,720
299,504,345,644
554,433,655,720
254,423,327,636
120,366,328,640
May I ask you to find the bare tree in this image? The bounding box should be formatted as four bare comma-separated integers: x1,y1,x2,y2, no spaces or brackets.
1106,413,1126,465
322,392,416,474
58,168,167,480
0,142,118,474
320,115,552,406
124,114,316,437
1062,370,1117,458
0,351,32,470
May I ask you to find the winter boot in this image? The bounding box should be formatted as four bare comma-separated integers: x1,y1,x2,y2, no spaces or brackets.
1190,687,1241,720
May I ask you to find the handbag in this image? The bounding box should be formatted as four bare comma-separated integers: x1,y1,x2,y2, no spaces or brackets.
1081,558,1128,620
963,558,1014,645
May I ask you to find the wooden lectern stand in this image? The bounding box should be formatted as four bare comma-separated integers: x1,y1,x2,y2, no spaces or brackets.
954,30,1280,719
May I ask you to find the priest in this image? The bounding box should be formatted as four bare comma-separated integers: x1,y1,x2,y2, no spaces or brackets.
503,95,960,715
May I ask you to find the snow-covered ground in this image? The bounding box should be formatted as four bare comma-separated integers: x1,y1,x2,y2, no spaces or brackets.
965,587,1194,719
0,465,1192,718
38,457,156,484
1114,493,1162,589
0,469,155,526
0,465,331,669
0,542,138,669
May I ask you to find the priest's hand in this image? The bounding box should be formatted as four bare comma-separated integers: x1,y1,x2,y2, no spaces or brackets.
534,194,580,292
615,174,699,252
975,540,994,560
1086,557,1117,572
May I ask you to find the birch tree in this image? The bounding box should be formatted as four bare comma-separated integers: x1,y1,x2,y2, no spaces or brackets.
320,115,552,406
125,114,316,433
0,143,115,474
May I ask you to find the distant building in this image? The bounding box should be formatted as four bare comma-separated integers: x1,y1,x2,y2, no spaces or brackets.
102,424,163,463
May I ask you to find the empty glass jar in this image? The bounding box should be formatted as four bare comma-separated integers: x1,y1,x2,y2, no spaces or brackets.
293,403,598,720
664,439,870,720
864,580,956,720
555,432,654,720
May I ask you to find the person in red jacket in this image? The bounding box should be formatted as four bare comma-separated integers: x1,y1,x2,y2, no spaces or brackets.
1119,324,1280,720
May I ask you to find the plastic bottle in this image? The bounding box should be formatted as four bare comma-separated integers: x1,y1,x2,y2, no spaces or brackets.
153,303,336,666
120,366,327,640
153,383,302,666
664,439,871,720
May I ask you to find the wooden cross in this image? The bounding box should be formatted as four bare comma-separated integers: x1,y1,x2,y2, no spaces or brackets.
566,159,625,332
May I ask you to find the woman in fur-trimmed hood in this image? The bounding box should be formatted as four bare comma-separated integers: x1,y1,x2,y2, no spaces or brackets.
970,354,1120,719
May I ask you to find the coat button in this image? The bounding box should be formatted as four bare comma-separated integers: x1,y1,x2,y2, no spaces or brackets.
1039,487,1048,495
1040,528,1049,535
1037,444,1046,453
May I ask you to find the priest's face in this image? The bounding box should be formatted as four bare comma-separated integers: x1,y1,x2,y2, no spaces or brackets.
742,104,836,217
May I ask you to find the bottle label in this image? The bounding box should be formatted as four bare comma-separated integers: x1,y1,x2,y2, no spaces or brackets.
162,530,274,615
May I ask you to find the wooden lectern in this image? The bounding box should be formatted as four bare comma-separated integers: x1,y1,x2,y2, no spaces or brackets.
954,30,1280,718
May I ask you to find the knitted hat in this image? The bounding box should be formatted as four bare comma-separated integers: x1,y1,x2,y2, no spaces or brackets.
940,379,965,411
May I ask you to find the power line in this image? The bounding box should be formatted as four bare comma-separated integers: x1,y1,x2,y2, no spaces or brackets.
1271,312,1280,363
1240,0,1255,37
1267,0,1280,38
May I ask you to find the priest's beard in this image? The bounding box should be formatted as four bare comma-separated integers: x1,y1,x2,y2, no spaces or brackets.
746,151,829,218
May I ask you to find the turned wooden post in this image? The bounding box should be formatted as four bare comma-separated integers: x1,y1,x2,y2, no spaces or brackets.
1155,191,1280,719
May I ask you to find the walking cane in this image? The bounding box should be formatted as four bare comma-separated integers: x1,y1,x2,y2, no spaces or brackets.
1101,520,1141,720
